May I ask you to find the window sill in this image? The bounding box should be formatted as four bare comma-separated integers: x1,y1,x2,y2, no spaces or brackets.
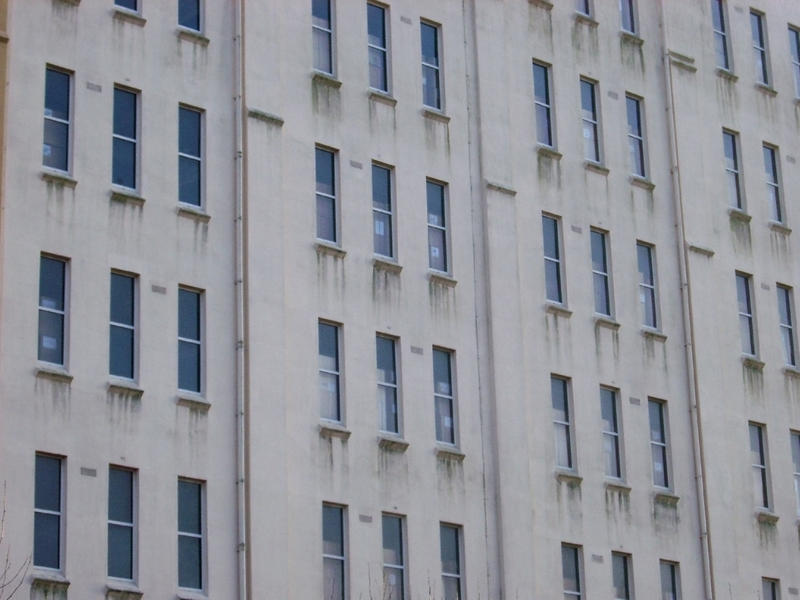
378,434,409,452
536,145,562,160
57,0,80,4
783,365,800,378
319,422,351,440
112,7,146,26
177,204,211,223
107,379,143,397
529,0,553,9
485,180,517,196
574,12,598,27
35,364,73,383
176,392,210,410
584,161,609,175
629,175,655,191
176,27,209,45
594,315,620,330
756,509,779,524
755,83,778,97
315,240,346,258
107,582,143,600
653,490,680,506
554,470,582,485
604,480,631,494
369,90,397,106
545,302,572,317
373,257,402,273
688,243,715,257
312,71,342,89
247,108,284,126
727,207,751,223
421,107,450,123
742,355,765,371
716,68,738,82
111,188,145,206
768,221,791,235
435,444,465,462
31,572,70,592
620,31,644,45
41,169,77,187
641,328,667,342
428,271,457,287
176,591,207,600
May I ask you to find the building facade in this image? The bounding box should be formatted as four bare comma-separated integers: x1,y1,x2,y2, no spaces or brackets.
2,0,800,599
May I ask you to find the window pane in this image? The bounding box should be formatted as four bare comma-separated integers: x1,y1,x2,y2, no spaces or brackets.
533,64,548,103
612,554,629,599
433,350,451,394
320,372,340,421
374,212,393,257
113,89,137,139
660,563,677,600
649,402,664,443
179,108,201,157
372,165,391,211
435,395,454,444
323,557,344,600
604,434,620,478
113,138,136,188
179,157,202,206
543,217,559,259
421,23,438,66
367,4,385,47
110,274,134,326
536,105,551,146
178,480,202,534
322,505,343,555
443,577,461,600
38,311,64,364
35,455,61,511
593,273,610,315
561,546,579,592
317,194,337,242
179,290,200,340
637,245,652,285
652,445,667,487
312,0,330,27
376,337,395,383
378,386,398,433
555,423,571,468
427,182,445,226
178,0,200,30
551,377,568,421
382,515,403,565
423,66,441,108
384,566,404,600
428,228,447,271
45,69,70,121
600,389,616,432
179,341,200,392
115,0,137,9
580,81,594,118
590,231,605,271
315,149,335,196
34,512,60,569
178,535,202,589
43,119,69,171
318,323,338,370
108,468,133,523
313,29,333,73
108,523,133,579
40,257,65,311
440,525,459,574
626,97,640,136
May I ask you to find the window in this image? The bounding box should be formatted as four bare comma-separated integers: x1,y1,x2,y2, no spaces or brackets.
312,0,334,74
43,68,70,172
38,255,67,366
178,0,201,31
382,515,405,600
749,422,770,510
763,578,780,600
601,388,622,479
178,288,202,393
108,467,135,580
790,27,800,98
620,0,636,34
427,180,448,272
576,0,591,17
612,553,632,600
319,322,341,422
659,561,680,600
581,79,600,163
543,215,564,304
433,348,455,444
372,164,393,258
591,229,611,316
421,21,442,109
439,524,461,600
178,479,204,590
561,544,582,599
778,285,796,366
115,0,137,10
368,3,389,92
316,147,337,243
751,11,770,85
763,144,782,222
636,243,657,329
722,131,742,209
377,335,399,434
736,273,756,356
532,62,553,147
552,376,573,470
649,399,669,488
34,454,62,569
113,87,138,189
323,504,345,600
110,272,136,379
711,0,730,70
179,106,203,207
792,432,800,514
626,95,646,177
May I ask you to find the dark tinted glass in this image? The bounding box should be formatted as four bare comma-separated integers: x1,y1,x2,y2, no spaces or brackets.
421,23,438,66
433,349,451,395
376,336,396,384
179,157,202,206
591,231,606,272
736,274,750,314
779,287,792,325
178,536,202,588
43,119,69,170
372,165,391,211
318,323,338,369
322,505,343,555
179,0,200,30
35,455,61,511
561,546,580,592
110,274,134,326
382,516,403,565
179,107,201,157
426,182,445,226
115,0,137,10
109,468,133,523
626,97,640,136
34,512,60,568
112,138,136,188
315,148,335,195
179,289,200,340
45,69,70,121
533,64,548,103
711,0,724,30
38,311,64,364
439,525,459,574
612,554,629,599
368,4,385,47
178,480,202,534
600,388,617,432
637,245,652,285
580,80,595,118
542,216,559,259
39,257,65,311
312,0,330,27
551,377,568,421
114,88,137,139
649,401,664,443
179,341,201,392
108,523,133,579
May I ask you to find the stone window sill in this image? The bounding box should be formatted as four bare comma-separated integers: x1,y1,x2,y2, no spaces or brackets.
545,302,572,317
378,434,409,452
177,204,211,223
620,31,644,46
435,444,465,462
315,240,346,258
555,470,582,485
176,591,208,600
107,379,143,397
112,7,146,26
716,68,738,82
756,83,778,97
742,355,765,371
176,27,209,45
373,257,402,273
421,108,450,123
641,328,667,342
768,221,791,235
111,188,145,206
574,12,598,27
783,365,800,378
584,161,609,175
536,145,562,160
604,480,631,494
319,422,351,440
107,582,143,600
688,243,715,257
530,0,553,9
428,271,457,287
595,316,620,330
41,169,77,187
728,207,751,223
654,490,680,506
312,71,342,88
247,108,284,126
31,572,70,595
31,571,69,585
756,509,779,524
485,180,517,196
176,392,210,411
57,0,80,4
35,364,73,383
369,90,397,106
629,175,655,191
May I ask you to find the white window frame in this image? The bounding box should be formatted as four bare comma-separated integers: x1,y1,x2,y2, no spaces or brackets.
636,242,658,330
749,422,770,510
420,20,443,110
114,0,139,13
543,214,565,305
711,0,731,71
319,320,343,423
33,453,65,572
591,228,612,316
381,513,406,600
377,334,400,435
177,0,203,33
626,94,647,178
619,0,637,35
178,104,204,208
38,254,69,368
107,465,137,582
112,85,140,191
791,431,800,515
43,66,72,173
177,478,205,591
561,543,583,599
762,578,780,600
778,285,796,367
601,387,623,480
790,27,800,98
736,272,757,357
433,347,457,446
177,286,204,394
315,145,339,244
439,523,462,599
372,162,395,259
426,179,449,274
763,143,783,223
722,130,743,210
751,10,771,86
612,552,633,600
575,0,592,17
312,0,335,75
552,375,575,471
367,2,390,93
322,503,347,600
109,271,138,381
659,561,681,600
649,399,671,489
580,78,601,164
532,61,555,148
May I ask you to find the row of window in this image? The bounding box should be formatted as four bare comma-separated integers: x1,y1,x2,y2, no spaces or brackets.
33,454,205,590
38,256,204,393
43,67,204,207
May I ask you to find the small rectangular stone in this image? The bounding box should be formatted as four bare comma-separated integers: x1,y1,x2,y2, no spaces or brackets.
629,396,641,405
151,284,167,294
80,467,97,477
410,346,424,355
358,514,372,523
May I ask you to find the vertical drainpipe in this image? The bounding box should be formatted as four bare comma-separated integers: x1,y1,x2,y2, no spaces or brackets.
0,0,9,328
657,1,714,598
233,0,248,599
